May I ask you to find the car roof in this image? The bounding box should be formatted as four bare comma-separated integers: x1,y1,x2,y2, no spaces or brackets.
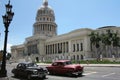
19,62,34,64
54,60,70,63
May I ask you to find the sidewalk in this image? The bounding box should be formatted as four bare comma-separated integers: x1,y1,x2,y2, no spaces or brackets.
37,63,120,67
81,64,120,67
0,77,9,80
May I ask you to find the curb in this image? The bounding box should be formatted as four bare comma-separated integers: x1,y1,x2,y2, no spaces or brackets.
83,65,120,68
37,63,120,68
81,64,120,67
0,77,9,80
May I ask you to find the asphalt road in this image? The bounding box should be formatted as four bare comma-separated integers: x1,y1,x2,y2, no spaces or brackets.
4,63,120,80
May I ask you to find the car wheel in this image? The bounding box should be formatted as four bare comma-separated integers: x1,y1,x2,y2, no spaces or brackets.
27,74,31,80
49,72,54,75
42,75,46,79
78,73,82,76
66,73,72,77
14,74,19,78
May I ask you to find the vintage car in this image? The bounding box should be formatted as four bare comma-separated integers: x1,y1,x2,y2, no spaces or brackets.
11,62,48,80
46,60,84,76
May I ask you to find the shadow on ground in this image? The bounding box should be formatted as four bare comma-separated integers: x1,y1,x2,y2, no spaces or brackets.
11,76,46,80
48,74,84,78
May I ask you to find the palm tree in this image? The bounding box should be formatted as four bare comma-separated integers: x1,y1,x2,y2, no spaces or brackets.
89,32,101,60
100,33,107,58
89,31,96,51
89,29,120,60
104,30,113,58
112,31,120,58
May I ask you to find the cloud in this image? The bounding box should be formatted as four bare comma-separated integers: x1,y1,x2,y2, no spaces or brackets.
0,43,13,53
7,43,13,53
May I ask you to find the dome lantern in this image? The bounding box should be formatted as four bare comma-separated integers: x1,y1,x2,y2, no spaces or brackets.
43,0,48,6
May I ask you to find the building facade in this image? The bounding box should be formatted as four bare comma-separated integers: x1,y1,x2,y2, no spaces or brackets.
11,0,120,62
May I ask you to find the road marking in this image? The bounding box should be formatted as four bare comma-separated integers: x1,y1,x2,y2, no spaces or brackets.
47,75,64,80
102,73,115,77
83,72,97,75
47,72,98,79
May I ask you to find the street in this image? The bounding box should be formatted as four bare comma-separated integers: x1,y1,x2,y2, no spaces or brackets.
4,63,120,80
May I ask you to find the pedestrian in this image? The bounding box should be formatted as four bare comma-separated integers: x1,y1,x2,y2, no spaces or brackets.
86,60,89,65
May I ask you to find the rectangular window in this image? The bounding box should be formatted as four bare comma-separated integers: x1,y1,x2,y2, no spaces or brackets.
77,44,79,51
66,42,69,52
81,43,83,51
73,44,75,52
46,45,47,54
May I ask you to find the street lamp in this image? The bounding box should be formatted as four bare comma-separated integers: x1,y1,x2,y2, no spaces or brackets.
0,0,14,77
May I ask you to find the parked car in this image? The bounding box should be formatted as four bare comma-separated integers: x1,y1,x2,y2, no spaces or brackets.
11,62,48,80
46,60,84,77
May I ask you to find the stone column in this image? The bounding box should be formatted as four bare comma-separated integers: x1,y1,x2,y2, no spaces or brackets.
68,41,71,53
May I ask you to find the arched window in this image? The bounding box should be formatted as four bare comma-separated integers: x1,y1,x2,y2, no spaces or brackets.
40,18,42,21
47,18,49,21
77,55,79,60
43,17,45,21
81,55,83,60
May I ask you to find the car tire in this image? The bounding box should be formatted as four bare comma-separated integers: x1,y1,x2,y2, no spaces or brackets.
14,74,19,78
78,73,82,76
49,72,54,75
66,73,73,77
43,75,46,79
27,74,31,80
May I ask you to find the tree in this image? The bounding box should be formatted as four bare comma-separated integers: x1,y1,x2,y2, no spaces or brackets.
89,29,120,60
101,29,114,58
89,31,96,51
112,31,120,58
101,30,113,58
100,32,109,57
6,53,11,60
89,32,101,60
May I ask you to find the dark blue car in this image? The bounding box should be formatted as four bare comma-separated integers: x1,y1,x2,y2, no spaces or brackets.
12,62,48,80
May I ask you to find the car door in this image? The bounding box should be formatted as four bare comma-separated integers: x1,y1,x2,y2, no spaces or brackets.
21,64,28,76
17,63,26,76
16,63,23,76
51,62,59,74
52,62,65,74
57,62,66,74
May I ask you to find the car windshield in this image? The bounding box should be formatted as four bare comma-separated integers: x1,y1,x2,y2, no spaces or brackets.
27,63,38,67
65,61,72,65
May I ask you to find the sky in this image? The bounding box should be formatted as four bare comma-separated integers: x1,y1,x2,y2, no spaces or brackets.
0,0,120,52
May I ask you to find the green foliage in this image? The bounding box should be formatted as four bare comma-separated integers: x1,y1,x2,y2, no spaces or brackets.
89,29,120,60
79,60,120,64
6,53,11,60
37,60,52,63
37,60,120,64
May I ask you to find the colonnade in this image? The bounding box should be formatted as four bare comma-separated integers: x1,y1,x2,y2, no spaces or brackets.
34,24,56,35
45,42,69,54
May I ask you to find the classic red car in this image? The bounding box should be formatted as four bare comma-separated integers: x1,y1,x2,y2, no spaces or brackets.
46,60,84,76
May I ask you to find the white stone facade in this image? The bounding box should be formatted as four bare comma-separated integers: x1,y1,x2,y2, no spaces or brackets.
11,0,120,62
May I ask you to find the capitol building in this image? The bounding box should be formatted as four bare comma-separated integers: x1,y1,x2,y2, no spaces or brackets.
11,0,120,62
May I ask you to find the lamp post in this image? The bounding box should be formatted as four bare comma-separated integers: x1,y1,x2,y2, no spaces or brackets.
0,0,14,77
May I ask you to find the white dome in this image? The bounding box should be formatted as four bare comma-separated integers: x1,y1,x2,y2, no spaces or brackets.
37,0,54,16
39,3,53,10
33,0,57,37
